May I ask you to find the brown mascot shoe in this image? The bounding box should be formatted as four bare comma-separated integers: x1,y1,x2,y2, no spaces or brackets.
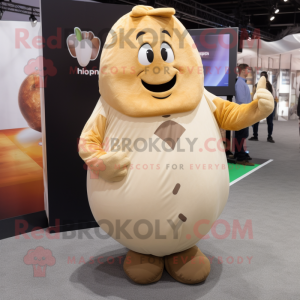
164,246,211,284
123,250,164,284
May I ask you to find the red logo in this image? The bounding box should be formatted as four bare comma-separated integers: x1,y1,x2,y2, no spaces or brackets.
23,246,56,277
24,56,57,88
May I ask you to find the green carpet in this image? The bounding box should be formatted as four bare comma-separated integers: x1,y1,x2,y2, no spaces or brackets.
228,163,260,182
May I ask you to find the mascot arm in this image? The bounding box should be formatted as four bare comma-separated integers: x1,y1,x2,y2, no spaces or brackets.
205,77,274,131
78,100,130,182
79,111,107,162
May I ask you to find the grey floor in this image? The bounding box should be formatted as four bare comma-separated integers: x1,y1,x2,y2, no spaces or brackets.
1,120,300,300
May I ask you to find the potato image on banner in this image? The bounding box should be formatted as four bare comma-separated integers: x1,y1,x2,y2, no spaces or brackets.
67,27,101,67
18,72,41,132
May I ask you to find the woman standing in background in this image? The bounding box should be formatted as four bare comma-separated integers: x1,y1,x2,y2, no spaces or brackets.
249,71,278,143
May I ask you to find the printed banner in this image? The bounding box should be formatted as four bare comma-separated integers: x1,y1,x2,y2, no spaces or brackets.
41,0,132,227
0,21,44,220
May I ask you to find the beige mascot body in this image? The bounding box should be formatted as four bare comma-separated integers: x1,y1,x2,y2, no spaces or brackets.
79,6,274,285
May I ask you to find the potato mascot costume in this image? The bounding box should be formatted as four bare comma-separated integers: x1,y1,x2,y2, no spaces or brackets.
79,6,274,284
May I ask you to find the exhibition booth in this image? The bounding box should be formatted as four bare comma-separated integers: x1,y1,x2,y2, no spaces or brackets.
238,36,300,121
0,0,299,297
1,0,244,237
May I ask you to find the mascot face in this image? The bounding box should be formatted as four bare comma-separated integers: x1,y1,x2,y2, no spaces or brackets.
99,6,204,117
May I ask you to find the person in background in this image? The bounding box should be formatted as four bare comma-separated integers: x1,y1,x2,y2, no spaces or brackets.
297,88,300,118
234,64,254,166
297,90,300,136
249,71,278,143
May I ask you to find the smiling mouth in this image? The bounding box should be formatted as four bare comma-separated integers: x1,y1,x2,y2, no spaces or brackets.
142,75,176,95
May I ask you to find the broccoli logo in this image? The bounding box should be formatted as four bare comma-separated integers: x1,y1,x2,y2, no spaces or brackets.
24,56,57,88
23,246,56,277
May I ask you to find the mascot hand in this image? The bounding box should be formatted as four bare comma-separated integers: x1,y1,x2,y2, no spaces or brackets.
86,150,130,182
254,76,274,116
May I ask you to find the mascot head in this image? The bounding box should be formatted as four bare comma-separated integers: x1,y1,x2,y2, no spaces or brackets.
99,5,204,117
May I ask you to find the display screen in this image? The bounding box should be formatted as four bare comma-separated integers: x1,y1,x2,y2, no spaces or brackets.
191,34,230,87
188,28,238,96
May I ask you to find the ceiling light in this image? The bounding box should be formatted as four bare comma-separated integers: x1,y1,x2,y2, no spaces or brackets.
29,14,37,23
275,8,279,13
270,15,275,21
284,0,288,2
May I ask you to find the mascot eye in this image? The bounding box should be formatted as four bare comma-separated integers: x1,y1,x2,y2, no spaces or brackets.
160,42,174,63
138,44,154,65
